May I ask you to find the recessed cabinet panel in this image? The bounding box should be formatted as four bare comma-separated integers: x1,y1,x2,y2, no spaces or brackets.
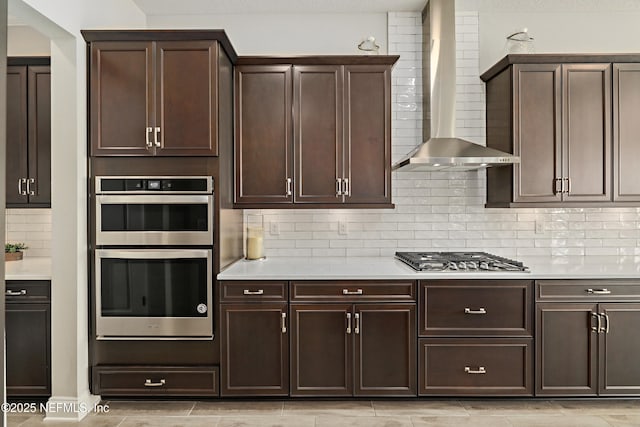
6,66,28,205
156,41,218,155
90,42,153,155
345,65,391,204
536,303,598,395
599,303,640,394
562,64,611,201
235,65,292,204
513,64,561,203
294,65,343,203
613,64,640,201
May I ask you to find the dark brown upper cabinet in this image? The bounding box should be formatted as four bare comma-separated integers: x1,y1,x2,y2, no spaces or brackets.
481,55,630,207
6,59,51,208
83,30,238,157
234,56,397,208
613,63,640,202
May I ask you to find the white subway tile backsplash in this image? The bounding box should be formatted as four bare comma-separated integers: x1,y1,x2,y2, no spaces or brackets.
5,208,51,258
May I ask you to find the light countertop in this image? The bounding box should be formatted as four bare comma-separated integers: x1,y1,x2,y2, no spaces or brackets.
5,257,52,280
217,256,640,281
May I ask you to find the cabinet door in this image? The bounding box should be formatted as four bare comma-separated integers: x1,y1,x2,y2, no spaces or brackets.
562,64,611,202
512,64,562,203
27,65,51,206
155,41,219,156
90,41,154,155
599,303,640,395
235,65,293,204
536,303,598,395
343,65,392,205
354,303,416,396
6,65,29,205
220,303,288,396
293,65,343,204
290,304,352,396
613,64,640,201
6,303,51,396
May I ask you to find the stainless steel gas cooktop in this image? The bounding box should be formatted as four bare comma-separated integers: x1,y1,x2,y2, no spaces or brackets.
395,251,529,272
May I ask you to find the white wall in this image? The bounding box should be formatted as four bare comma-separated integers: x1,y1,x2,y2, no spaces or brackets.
147,13,388,55
456,0,640,72
7,24,50,55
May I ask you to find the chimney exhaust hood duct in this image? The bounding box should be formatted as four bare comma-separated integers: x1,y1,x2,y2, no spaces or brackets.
392,0,519,172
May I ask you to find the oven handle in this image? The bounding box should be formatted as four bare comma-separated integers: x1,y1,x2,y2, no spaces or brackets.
96,249,212,260
96,194,211,204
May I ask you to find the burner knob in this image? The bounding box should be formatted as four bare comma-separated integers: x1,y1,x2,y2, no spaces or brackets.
479,262,490,270
468,261,478,270
447,262,458,271
458,262,468,270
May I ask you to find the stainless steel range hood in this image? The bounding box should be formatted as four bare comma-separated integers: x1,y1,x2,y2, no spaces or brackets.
392,137,520,171
392,0,520,172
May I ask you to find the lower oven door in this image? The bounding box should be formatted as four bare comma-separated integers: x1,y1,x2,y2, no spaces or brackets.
95,249,213,340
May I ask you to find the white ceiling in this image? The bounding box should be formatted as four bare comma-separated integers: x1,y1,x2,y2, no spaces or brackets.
133,0,428,15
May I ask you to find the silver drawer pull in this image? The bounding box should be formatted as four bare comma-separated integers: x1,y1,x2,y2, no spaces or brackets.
464,308,487,315
144,379,166,387
587,288,611,295
243,289,264,295
464,366,486,375
281,312,287,334
342,289,363,295
6,289,27,297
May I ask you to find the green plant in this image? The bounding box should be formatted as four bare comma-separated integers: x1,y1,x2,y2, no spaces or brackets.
5,242,28,253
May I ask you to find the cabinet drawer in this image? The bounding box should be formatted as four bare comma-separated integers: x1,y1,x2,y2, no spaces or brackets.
537,280,640,301
419,338,532,396
220,281,287,302
290,281,415,302
6,281,50,302
92,366,218,397
420,280,532,336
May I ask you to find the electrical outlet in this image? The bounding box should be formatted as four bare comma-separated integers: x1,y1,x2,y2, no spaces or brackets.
339,221,348,235
270,222,280,235
535,220,544,234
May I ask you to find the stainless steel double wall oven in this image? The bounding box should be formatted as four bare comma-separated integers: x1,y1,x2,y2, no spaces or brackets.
94,176,214,339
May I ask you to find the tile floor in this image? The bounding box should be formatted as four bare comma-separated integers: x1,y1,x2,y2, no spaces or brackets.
6,399,640,427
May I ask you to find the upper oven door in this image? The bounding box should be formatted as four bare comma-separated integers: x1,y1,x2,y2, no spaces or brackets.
95,194,213,246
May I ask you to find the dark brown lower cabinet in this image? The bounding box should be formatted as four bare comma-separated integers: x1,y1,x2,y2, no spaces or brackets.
92,366,218,396
6,281,51,397
220,303,289,396
290,303,416,397
419,338,532,396
537,302,640,396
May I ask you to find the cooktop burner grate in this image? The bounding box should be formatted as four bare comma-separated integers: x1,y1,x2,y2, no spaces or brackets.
394,251,529,272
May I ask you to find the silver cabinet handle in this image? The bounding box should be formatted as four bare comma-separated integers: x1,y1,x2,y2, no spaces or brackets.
591,312,601,332
342,289,363,295
243,289,264,295
464,308,487,315
354,313,360,334
281,312,287,334
154,127,161,148
587,288,611,295
343,178,350,196
144,379,166,387
6,289,27,297
465,366,486,375
18,178,26,195
565,177,571,194
286,178,292,196
26,178,35,196
601,312,610,333
346,312,352,334
146,127,153,147
336,178,343,196
554,178,562,194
